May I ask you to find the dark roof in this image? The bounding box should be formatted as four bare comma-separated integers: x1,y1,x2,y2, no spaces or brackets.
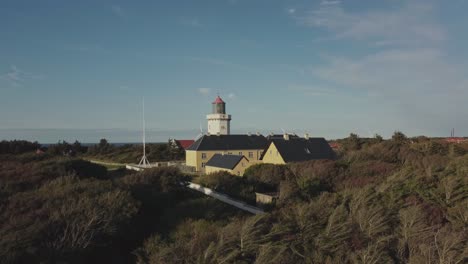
205,154,246,169
266,134,300,140
186,134,268,151
265,137,335,162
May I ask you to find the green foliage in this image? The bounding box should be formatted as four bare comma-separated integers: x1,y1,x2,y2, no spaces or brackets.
196,171,255,203
0,140,40,154
342,133,362,151
244,163,293,192
85,140,185,163
392,131,408,143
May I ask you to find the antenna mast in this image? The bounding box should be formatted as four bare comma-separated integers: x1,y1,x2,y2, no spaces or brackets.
138,97,150,167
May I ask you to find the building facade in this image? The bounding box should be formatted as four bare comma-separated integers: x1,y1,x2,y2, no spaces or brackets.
186,134,267,172
207,96,231,135
262,135,335,165
205,154,251,176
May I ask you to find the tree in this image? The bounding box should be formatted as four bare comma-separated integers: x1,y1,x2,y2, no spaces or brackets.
392,131,407,143
374,134,383,143
343,133,362,151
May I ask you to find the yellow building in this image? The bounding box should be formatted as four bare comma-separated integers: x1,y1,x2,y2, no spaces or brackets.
205,154,251,176
186,134,268,173
262,134,335,164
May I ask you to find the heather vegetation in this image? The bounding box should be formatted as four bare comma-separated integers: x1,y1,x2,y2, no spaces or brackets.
84,139,185,163
1,133,467,263
138,133,468,264
0,148,243,263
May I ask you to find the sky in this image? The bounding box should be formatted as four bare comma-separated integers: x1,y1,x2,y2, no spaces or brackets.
1,0,467,143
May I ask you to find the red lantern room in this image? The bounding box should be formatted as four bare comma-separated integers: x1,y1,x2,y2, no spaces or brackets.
212,96,226,114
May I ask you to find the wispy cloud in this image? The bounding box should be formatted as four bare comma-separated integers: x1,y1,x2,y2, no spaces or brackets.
287,84,338,96
289,0,467,131
311,48,468,120
296,0,445,47
111,5,125,18
321,0,341,5
187,56,264,73
228,93,236,99
63,44,103,53
287,8,296,14
198,88,211,95
0,65,44,87
180,18,203,28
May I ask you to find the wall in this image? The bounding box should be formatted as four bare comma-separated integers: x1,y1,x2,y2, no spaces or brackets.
205,156,252,176
188,149,264,172
261,143,286,165
207,114,231,135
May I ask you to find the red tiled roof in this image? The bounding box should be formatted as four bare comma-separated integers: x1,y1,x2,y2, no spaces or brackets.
445,137,466,143
212,96,225,104
177,140,195,149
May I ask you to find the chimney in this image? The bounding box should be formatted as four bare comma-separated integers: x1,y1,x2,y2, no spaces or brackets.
248,131,251,136
283,133,290,140
304,133,309,140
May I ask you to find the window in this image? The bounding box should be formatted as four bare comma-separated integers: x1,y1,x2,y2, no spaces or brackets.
239,152,242,155
202,162,206,168
228,152,232,155
248,152,254,158
237,171,241,176
202,153,207,159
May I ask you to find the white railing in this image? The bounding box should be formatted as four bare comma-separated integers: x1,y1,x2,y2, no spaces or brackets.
185,182,264,215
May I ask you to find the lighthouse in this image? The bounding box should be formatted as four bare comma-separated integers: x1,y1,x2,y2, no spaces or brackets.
207,96,231,135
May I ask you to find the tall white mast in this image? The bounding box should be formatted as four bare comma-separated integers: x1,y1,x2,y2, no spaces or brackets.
138,97,150,167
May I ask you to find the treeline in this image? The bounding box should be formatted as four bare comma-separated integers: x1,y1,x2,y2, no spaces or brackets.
85,139,184,163
0,140,40,154
138,132,468,263
0,138,185,162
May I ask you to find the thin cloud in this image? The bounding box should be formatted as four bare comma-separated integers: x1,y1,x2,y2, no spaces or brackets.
63,44,103,52
296,0,445,47
111,5,125,18
311,48,468,123
321,0,341,5
0,65,44,87
187,56,264,74
198,88,211,95
288,8,296,14
228,93,236,99
180,18,203,28
288,84,337,96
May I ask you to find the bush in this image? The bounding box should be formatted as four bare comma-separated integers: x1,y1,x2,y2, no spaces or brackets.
196,171,255,203
0,176,139,263
244,163,294,192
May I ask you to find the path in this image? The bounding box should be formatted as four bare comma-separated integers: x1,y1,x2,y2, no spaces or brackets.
185,182,264,215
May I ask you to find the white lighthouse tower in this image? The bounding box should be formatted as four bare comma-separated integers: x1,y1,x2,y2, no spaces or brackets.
207,96,231,135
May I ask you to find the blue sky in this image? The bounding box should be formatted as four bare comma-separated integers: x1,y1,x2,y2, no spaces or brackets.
1,0,467,143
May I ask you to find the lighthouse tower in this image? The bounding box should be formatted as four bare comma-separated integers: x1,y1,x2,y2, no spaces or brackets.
207,96,231,135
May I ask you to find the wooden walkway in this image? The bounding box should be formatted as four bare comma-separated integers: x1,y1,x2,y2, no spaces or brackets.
185,182,264,215
91,160,264,215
